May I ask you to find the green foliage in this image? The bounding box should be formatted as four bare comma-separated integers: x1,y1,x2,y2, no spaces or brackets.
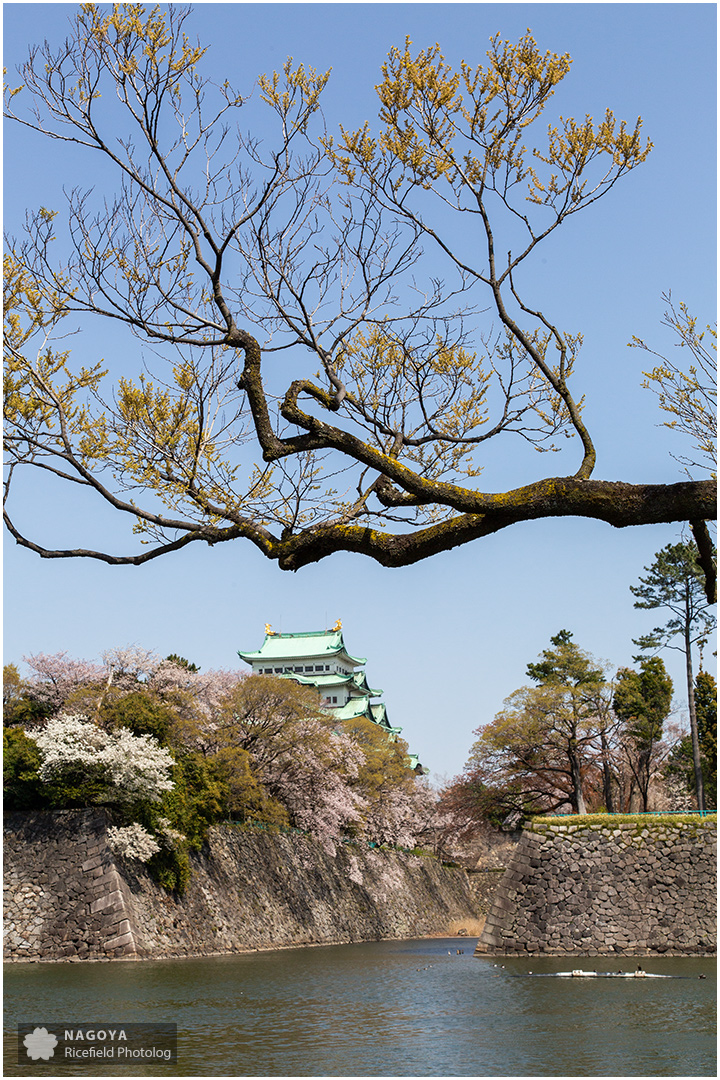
100,689,177,746
123,751,225,894
2,647,437,887
3,696,52,728
146,844,192,894
4,718,157,813
3,727,47,810
3,664,23,710
42,764,111,809
664,736,697,797
526,629,605,687
160,753,225,849
448,631,630,826
344,716,413,800
614,657,673,749
695,670,717,776
631,540,716,654
138,746,289,890
665,670,717,809
207,745,289,828
215,675,327,760
166,654,200,673
612,656,673,811
3,664,51,727
632,539,716,813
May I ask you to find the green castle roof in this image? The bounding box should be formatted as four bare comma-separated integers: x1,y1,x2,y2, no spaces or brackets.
332,698,378,722
239,625,424,772
239,629,365,666
277,671,380,695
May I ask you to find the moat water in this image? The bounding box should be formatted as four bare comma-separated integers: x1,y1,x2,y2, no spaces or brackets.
4,939,716,1076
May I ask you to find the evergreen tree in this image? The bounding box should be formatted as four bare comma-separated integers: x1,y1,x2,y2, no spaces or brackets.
631,540,716,811
665,671,717,810
166,655,201,673
526,629,605,688
456,632,612,818
690,670,718,807
613,656,673,810
525,631,608,814
3,727,47,810
695,670,717,789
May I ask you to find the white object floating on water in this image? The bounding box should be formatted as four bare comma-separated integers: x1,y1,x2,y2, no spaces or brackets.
545,970,673,979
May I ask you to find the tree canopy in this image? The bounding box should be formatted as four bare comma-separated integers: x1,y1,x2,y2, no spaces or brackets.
4,647,437,874
3,7,716,578
440,630,699,823
488,632,612,814
665,670,717,811
631,539,717,811
613,656,673,811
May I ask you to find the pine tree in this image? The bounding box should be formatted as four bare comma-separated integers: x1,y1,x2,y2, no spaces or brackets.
613,656,673,810
631,540,716,811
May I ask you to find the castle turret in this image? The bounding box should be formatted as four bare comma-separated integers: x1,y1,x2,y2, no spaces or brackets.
238,624,426,771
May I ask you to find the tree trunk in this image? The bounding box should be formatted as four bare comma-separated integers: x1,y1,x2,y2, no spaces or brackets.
638,748,651,812
568,741,587,815
685,606,706,812
600,730,615,813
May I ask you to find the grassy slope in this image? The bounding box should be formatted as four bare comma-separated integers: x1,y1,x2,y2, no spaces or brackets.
530,813,716,827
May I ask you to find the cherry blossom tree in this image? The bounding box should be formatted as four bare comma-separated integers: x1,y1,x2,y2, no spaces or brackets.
208,676,366,848
262,718,367,852
101,645,162,691
33,713,175,805
21,651,104,712
9,647,438,851
362,781,437,850
343,716,434,847
147,664,245,748
106,822,161,861
14,646,247,745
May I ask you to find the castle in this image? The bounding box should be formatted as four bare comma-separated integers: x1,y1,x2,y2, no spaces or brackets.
238,622,424,771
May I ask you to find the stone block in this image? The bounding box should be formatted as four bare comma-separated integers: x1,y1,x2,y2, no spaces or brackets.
91,871,120,890
89,890,124,914
104,931,135,951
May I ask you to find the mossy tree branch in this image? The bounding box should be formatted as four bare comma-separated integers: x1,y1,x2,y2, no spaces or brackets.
3,11,715,587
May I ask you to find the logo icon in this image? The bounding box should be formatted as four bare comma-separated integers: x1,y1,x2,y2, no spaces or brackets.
23,1027,58,1061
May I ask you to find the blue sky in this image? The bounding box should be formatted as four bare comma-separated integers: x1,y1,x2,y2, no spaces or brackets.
3,2,717,782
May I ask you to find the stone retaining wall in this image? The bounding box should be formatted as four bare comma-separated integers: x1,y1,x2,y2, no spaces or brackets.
3,810,482,961
466,868,506,914
4,810,138,960
476,818,716,956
